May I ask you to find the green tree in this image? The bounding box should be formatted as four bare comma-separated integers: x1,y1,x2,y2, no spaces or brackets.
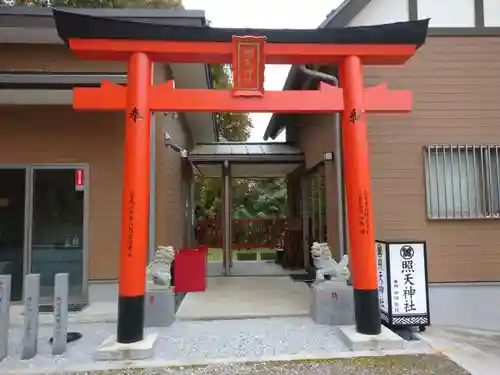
232,179,287,220
211,64,252,141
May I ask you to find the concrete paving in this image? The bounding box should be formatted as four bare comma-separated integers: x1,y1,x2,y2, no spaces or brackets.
9,301,118,327
9,275,310,326
176,276,310,320
420,326,500,375
206,260,303,277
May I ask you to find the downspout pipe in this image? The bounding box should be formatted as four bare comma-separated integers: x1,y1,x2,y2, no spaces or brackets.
298,65,346,259
149,115,156,262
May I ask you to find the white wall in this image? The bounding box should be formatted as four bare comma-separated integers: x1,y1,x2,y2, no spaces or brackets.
418,0,475,27
484,0,500,27
429,283,500,331
350,0,409,26
349,0,490,29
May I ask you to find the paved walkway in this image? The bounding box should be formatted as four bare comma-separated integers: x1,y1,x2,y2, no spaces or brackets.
206,261,303,277
420,326,500,375
176,276,310,320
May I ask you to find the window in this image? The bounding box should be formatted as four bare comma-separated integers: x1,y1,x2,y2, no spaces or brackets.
424,145,500,219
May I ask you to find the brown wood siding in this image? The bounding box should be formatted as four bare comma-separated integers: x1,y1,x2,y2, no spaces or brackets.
325,161,340,261
0,43,127,280
153,65,190,252
364,37,500,283
0,43,190,280
287,118,340,259
0,106,124,280
302,37,500,283
287,114,337,170
154,112,188,251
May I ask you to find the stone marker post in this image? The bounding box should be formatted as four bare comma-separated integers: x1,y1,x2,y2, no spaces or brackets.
52,273,69,355
21,274,40,360
0,275,11,362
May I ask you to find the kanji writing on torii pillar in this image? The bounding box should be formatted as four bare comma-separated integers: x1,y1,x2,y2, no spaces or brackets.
52,7,429,345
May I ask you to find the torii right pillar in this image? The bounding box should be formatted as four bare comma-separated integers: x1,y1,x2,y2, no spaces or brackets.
340,55,381,335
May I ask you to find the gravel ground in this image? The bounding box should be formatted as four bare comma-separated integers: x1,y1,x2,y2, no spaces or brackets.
60,355,471,375
0,317,348,374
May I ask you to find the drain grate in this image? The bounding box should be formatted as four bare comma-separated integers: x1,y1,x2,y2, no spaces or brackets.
38,303,88,313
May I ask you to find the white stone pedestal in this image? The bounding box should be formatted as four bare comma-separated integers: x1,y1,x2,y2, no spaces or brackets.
310,279,355,326
144,282,176,327
338,325,404,351
93,332,158,361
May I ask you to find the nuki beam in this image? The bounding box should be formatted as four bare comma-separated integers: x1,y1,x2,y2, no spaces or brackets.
73,81,413,113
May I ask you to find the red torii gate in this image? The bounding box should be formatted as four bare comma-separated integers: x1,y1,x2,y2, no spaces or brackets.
53,9,429,345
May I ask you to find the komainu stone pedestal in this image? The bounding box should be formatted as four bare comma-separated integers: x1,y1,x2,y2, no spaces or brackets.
144,282,176,328
310,279,355,326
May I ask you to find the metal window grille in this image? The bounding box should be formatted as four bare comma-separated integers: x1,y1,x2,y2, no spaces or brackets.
424,145,500,219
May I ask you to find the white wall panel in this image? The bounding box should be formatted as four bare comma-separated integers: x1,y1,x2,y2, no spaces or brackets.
484,0,500,27
418,0,475,27
350,0,409,26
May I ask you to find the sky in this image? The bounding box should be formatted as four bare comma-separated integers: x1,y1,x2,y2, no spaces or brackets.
182,0,342,142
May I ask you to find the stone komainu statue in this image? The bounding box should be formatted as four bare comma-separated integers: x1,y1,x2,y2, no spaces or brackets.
146,245,176,286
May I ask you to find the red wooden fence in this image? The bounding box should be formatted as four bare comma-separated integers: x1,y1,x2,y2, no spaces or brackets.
198,219,286,249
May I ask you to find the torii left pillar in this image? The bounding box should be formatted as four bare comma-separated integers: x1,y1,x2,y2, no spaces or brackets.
117,52,152,343
340,55,380,335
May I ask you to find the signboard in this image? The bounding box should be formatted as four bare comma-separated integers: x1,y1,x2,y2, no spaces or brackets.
232,35,266,97
375,241,430,328
75,169,85,191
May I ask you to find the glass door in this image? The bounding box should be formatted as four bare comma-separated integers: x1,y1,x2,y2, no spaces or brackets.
308,165,327,243
28,167,87,305
0,168,27,301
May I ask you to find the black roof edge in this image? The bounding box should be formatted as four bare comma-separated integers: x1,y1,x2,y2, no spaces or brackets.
263,0,372,141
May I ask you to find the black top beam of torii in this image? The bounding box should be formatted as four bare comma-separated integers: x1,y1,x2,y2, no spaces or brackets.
52,8,429,47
